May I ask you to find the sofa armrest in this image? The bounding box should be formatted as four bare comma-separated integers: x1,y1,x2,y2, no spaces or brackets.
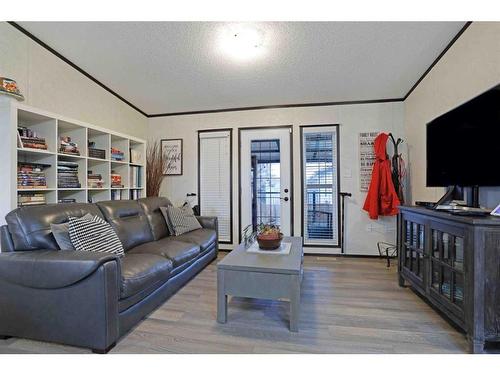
0,225,15,252
196,216,218,231
0,250,118,289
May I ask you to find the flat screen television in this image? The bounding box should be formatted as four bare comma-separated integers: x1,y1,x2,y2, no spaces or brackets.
427,84,500,187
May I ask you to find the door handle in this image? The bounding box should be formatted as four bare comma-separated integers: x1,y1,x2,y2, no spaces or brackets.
280,197,289,202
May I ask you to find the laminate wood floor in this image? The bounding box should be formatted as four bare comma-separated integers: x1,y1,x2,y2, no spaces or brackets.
0,253,470,354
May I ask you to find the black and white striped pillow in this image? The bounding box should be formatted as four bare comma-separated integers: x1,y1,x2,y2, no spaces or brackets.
68,215,124,257
166,205,202,236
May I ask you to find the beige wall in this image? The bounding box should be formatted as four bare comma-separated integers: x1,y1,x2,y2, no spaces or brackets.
149,102,405,254
404,22,500,206
0,22,147,139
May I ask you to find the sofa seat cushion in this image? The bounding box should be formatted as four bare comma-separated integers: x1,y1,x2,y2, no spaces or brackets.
174,228,217,251
128,238,200,268
119,253,173,299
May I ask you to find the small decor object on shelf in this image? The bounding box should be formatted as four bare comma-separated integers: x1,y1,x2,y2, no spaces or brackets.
59,136,80,156
18,126,48,150
161,139,183,175
256,223,283,250
111,147,124,161
0,77,24,101
146,140,167,197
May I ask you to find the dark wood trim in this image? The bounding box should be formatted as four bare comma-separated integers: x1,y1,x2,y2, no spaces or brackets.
8,21,149,118
149,98,403,118
197,128,233,245
299,124,341,249
404,21,473,100
238,125,294,243
161,138,183,176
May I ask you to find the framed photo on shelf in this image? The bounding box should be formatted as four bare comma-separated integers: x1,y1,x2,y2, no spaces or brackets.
161,138,183,176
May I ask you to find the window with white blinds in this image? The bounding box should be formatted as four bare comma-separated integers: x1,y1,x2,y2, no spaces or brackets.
199,130,232,243
301,125,339,246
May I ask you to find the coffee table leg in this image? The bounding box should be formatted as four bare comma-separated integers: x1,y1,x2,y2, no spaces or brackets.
217,268,227,323
290,274,300,332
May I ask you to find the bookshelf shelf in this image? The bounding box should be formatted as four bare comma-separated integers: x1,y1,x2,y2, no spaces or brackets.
9,103,146,208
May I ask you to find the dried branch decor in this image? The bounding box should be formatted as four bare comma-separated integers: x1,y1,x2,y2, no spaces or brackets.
146,140,168,197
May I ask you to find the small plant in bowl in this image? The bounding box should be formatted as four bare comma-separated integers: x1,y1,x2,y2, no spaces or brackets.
256,223,283,250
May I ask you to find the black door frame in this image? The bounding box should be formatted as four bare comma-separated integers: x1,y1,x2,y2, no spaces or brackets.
238,125,294,243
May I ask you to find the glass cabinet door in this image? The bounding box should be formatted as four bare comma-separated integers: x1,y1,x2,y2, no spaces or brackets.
430,229,464,310
401,218,426,284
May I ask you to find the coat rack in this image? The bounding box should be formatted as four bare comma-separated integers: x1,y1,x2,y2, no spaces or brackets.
388,133,405,204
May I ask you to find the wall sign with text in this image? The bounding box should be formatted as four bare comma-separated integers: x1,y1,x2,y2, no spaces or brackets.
161,139,183,175
359,131,379,192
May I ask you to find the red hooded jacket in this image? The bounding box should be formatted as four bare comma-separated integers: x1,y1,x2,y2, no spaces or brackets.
363,133,400,220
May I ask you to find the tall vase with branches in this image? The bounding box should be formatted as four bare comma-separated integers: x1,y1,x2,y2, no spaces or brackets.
146,140,167,197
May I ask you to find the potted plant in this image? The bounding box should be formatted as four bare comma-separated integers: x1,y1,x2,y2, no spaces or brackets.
256,223,283,250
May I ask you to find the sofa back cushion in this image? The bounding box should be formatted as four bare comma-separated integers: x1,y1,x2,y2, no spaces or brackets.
5,203,104,251
96,200,153,251
137,197,172,240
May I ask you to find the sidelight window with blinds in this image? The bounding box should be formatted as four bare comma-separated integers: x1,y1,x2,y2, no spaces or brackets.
198,130,232,243
301,125,340,247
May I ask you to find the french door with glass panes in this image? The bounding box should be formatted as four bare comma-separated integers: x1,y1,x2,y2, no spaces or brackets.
239,127,292,238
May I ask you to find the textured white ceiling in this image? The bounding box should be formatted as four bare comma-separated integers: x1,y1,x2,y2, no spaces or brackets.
18,22,465,115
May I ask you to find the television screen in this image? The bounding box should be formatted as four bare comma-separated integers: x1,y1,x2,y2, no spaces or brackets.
427,84,500,187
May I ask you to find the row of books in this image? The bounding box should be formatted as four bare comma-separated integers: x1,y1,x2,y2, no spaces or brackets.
59,136,80,156
88,172,105,188
130,189,141,200
18,192,46,207
130,166,142,188
88,142,106,159
58,161,81,188
18,162,48,189
18,127,48,150
111,190,126,200
111,147,125,161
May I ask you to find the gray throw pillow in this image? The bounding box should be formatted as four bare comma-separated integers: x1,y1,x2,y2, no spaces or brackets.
166,205,202,236
160,205,175,235
51,213,94,250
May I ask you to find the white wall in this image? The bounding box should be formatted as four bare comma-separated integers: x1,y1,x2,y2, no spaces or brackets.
404,22,500,207
149,102,405,254
0,22,147,139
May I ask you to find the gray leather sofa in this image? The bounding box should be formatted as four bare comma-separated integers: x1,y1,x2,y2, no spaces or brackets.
0,197,218,353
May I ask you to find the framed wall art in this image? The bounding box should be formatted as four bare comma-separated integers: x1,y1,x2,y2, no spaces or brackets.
161,138,183,175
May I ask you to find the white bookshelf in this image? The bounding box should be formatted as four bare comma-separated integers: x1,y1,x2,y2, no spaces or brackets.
11,103,146,208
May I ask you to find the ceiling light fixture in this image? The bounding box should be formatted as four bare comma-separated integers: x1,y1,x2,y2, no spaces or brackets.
218,24,265,61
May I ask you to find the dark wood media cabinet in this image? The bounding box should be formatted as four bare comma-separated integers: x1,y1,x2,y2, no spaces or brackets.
397,206,500,353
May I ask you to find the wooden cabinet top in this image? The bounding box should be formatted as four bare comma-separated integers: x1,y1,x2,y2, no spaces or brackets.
399,206,500,227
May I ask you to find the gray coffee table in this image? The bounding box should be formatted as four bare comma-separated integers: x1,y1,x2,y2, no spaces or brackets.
217,236,303,332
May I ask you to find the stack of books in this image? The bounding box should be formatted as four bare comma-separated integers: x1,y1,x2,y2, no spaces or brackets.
58,161,81,188
58,198,76,203
18,192,46,207
111,172,123,188
88,171,105,188
111,147,125,161
88,142,106,159
18,127,48,150
130,166,142,188
130,190,141,200
59,136,80,156
17,162,48,189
